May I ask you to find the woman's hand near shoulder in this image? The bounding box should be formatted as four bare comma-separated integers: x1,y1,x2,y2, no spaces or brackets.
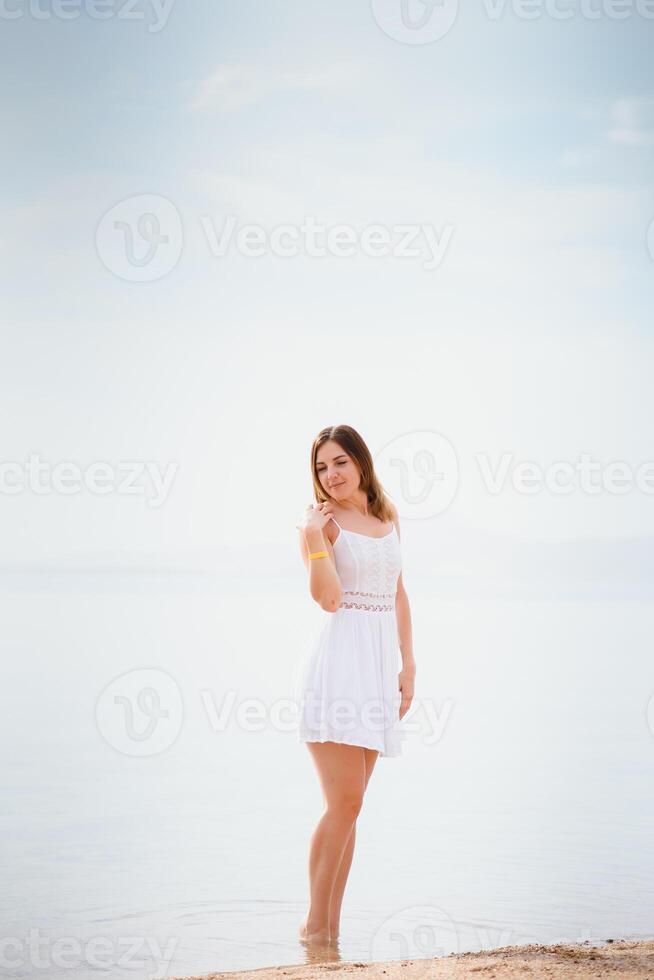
296,502,336,571
296,503,342,610
296,501,335,538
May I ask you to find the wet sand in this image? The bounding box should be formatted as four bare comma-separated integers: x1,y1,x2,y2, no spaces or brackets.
172,937,654,979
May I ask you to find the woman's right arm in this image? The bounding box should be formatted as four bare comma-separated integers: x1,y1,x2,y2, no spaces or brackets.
298,504,342,612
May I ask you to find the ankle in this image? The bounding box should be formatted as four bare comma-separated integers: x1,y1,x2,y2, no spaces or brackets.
305,915,329,934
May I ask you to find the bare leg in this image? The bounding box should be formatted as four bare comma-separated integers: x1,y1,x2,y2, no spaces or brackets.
328,823,355,939
299,742,367,943
328,747,379,939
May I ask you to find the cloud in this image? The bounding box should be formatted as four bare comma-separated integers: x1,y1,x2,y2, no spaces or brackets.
606,97,654,146
186,170,303,224
189,62,358,113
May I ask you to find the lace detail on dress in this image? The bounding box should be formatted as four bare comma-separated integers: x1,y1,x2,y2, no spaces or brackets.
356,534,399,595
379,534,396,592
331,522,401,610
339,590,395,612
359,537,383,593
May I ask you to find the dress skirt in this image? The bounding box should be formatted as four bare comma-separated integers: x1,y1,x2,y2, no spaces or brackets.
293,607,406,758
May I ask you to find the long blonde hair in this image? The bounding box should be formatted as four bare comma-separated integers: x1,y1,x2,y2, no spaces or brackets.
310,425,395,523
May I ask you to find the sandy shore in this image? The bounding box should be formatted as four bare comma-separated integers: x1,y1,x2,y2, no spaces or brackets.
171,938,654,980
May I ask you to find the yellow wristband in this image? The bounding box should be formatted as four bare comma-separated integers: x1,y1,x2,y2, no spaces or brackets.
308,551,328,560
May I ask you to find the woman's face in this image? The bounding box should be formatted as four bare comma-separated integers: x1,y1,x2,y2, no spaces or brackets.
315,441,360,499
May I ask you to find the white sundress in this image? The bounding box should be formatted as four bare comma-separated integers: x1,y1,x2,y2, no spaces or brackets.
293,515,406,758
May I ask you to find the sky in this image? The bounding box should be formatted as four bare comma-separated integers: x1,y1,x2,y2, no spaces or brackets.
1,0,653,585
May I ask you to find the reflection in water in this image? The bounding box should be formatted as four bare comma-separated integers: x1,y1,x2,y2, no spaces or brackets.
299,935,342,965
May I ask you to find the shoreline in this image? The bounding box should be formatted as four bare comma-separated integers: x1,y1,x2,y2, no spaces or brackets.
171,937,654,980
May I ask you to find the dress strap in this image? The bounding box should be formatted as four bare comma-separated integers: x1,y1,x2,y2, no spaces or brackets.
330,516,342,531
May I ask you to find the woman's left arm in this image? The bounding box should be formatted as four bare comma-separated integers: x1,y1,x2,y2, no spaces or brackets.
392,507,416,719
396,573,415,675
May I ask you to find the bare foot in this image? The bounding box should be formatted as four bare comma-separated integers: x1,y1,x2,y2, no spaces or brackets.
298,923,341,965
298,917,331,944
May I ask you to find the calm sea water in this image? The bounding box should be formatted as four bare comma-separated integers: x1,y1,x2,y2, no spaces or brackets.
1,572,653,978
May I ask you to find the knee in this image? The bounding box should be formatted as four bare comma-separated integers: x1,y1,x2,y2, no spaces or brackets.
329,794,364,822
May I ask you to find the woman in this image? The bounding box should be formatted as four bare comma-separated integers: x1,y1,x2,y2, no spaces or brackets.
294,424,416,946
